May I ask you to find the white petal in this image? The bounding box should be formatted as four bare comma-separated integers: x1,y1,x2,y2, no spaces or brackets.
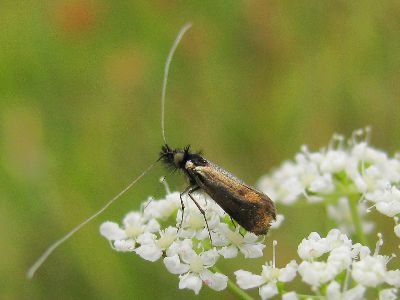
282,291,299,300
163,255,190,274
239,243,265,258
243,232,258,243
219,246,238,259
298,261,337,286
376,201,400,217
326,281,340,300
165,241,181,257
270,214,285,229
100,221,126,240
136,232,156,244
352,255,386,287
199,249,219,266
345,285,366,300
234,270,265,289
279,260,298,282
123,212,142,227
178,239,196,263
200,269,228,291
385,270,400,287
135,244,162,262
114,239,135,252
179,273,202,295
259,282,278,300
145,219,160,232
165,226,178,235
379,288,397,300
394,224,400,238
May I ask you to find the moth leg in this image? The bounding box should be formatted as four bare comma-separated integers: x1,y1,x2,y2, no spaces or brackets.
179,185,196,231
187,187,213,244
229,217,244,236
230,216,237,228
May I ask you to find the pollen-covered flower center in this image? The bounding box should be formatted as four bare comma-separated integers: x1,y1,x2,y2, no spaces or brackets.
125,224,143,239
301,174,317,186
188,213,205,230
157,233,176,249
263,267,280,281
189,255,204,273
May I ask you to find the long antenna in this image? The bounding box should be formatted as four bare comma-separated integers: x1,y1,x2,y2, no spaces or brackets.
161,22,192,145
26,161,158,279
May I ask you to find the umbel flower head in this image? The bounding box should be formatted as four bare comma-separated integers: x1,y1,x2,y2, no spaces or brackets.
100,129,400,298
233,230,399,300
258,128,400,238
100,189,283,294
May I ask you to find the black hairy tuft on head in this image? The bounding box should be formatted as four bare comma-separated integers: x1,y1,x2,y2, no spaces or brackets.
160,144,193,171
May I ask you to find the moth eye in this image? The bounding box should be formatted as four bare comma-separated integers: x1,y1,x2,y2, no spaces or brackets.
197,157,207,165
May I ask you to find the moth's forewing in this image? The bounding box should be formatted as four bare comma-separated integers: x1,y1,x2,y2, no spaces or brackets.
188,160,276,235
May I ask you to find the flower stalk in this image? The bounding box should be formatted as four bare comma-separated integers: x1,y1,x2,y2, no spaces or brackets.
348,194,368,246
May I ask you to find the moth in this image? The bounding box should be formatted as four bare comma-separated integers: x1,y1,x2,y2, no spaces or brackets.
27,22,275,279
160,144,276,236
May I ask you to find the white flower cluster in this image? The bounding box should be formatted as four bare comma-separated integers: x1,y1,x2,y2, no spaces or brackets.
235,229,399,300
100,190,282,295
235,241,298,299
98,129,400,299
298,229,399,300
258,129,400,236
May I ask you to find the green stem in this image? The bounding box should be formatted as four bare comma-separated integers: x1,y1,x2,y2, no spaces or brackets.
211,266,254,300
348,194,368,246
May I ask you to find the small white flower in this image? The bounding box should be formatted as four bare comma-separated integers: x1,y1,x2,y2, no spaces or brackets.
327,245,353,271
308,173,335,194
262,260,298,282
177,195,222,240
352,255,388,287
234,270,265,289
297,230,355,287
235,260,298,299
326,281,366,300
100,221,126,241
123,212,160,238
298,261,337,286
257,163,304,205
325,229,353,250
373,186,400,217
259,281,278,299
297,232,329,260
163,239,227,294
320,150,348,174
143,192,181,221
100,212,160,252
217,224,265,259
134,227,178,262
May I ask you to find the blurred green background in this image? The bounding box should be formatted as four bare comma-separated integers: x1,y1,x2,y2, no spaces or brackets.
1,1,400,299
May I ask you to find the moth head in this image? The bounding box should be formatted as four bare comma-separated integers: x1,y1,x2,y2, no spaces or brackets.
160,144,191,170
173,152,185,167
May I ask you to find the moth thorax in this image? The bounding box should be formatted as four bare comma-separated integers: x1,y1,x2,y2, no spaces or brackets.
185,160,195,170
173,152,185,167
